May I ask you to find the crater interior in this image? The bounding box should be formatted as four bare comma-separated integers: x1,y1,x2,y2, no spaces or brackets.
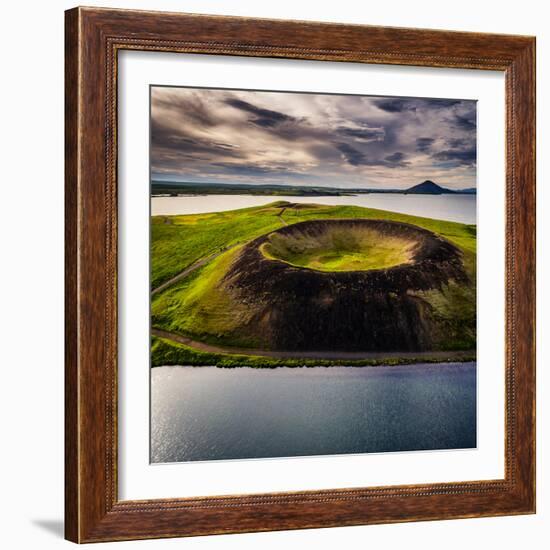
260,222,418,272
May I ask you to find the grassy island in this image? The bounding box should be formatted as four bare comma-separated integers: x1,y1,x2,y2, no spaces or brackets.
151,201,476,367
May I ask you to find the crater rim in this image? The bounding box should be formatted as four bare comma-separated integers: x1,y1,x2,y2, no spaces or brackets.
259,218,434,274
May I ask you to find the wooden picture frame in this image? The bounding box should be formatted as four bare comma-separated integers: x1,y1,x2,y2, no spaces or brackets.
65,6,536,543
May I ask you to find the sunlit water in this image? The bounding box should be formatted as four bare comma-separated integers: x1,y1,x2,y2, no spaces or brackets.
151,193,476,224
151,363,476,463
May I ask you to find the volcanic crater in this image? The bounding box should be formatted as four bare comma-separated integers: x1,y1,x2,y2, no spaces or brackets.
222,219,469,352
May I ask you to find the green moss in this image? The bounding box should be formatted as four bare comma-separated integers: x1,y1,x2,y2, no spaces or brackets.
260,225,415,272
413,249,477,350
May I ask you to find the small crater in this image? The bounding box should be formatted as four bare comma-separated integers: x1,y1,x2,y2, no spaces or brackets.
222,219,468,352
260,220,419,272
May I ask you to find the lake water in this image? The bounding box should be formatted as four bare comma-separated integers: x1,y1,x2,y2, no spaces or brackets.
152,193,477,224
151,363,476,463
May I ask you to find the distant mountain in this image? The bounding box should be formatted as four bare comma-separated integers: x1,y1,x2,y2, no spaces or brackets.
405,180,455,195
460,187,477,194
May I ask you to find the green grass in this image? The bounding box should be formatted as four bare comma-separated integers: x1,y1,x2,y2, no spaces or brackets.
151,246,263,348
151,336,476,369
151,202,288,288
260,225,416,272
151,201,477,363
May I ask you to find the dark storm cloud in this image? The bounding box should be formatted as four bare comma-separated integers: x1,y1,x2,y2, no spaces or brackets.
336,143,368,166
447,138,468,148
384,151,410,167
374,97,462,113
151,87,477,189
374,98,414,113
152,124,237,155
209,162,309,179
449,104,477,132
224,98,295,127
452,113,476,131
421,98,463,109
336,125,385,141
416,137,435,152
336,144,409,168
432,147,477,167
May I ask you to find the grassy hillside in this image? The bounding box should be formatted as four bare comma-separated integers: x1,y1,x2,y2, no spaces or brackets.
151,203,286,288
151,201,476,364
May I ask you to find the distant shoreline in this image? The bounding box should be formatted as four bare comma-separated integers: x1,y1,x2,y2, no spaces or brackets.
151,180,476,198
152,330,476,369
151,191,476,198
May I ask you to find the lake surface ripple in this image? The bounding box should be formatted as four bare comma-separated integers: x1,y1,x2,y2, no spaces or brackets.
151,362,476,463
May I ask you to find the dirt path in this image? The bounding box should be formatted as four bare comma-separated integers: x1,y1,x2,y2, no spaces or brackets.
151,328,474,362
152,212,290,295
277,207,289,226
151,249,229,296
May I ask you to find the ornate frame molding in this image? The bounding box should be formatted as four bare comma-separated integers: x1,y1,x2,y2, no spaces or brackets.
65,7,535,542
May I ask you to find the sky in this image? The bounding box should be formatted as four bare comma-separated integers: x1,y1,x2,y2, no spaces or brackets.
151,86,477,190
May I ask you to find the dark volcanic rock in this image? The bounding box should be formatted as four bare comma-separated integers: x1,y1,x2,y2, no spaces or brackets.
223,219,468,352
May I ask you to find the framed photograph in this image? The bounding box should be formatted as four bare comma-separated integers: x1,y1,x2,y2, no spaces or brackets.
65,7,536,543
